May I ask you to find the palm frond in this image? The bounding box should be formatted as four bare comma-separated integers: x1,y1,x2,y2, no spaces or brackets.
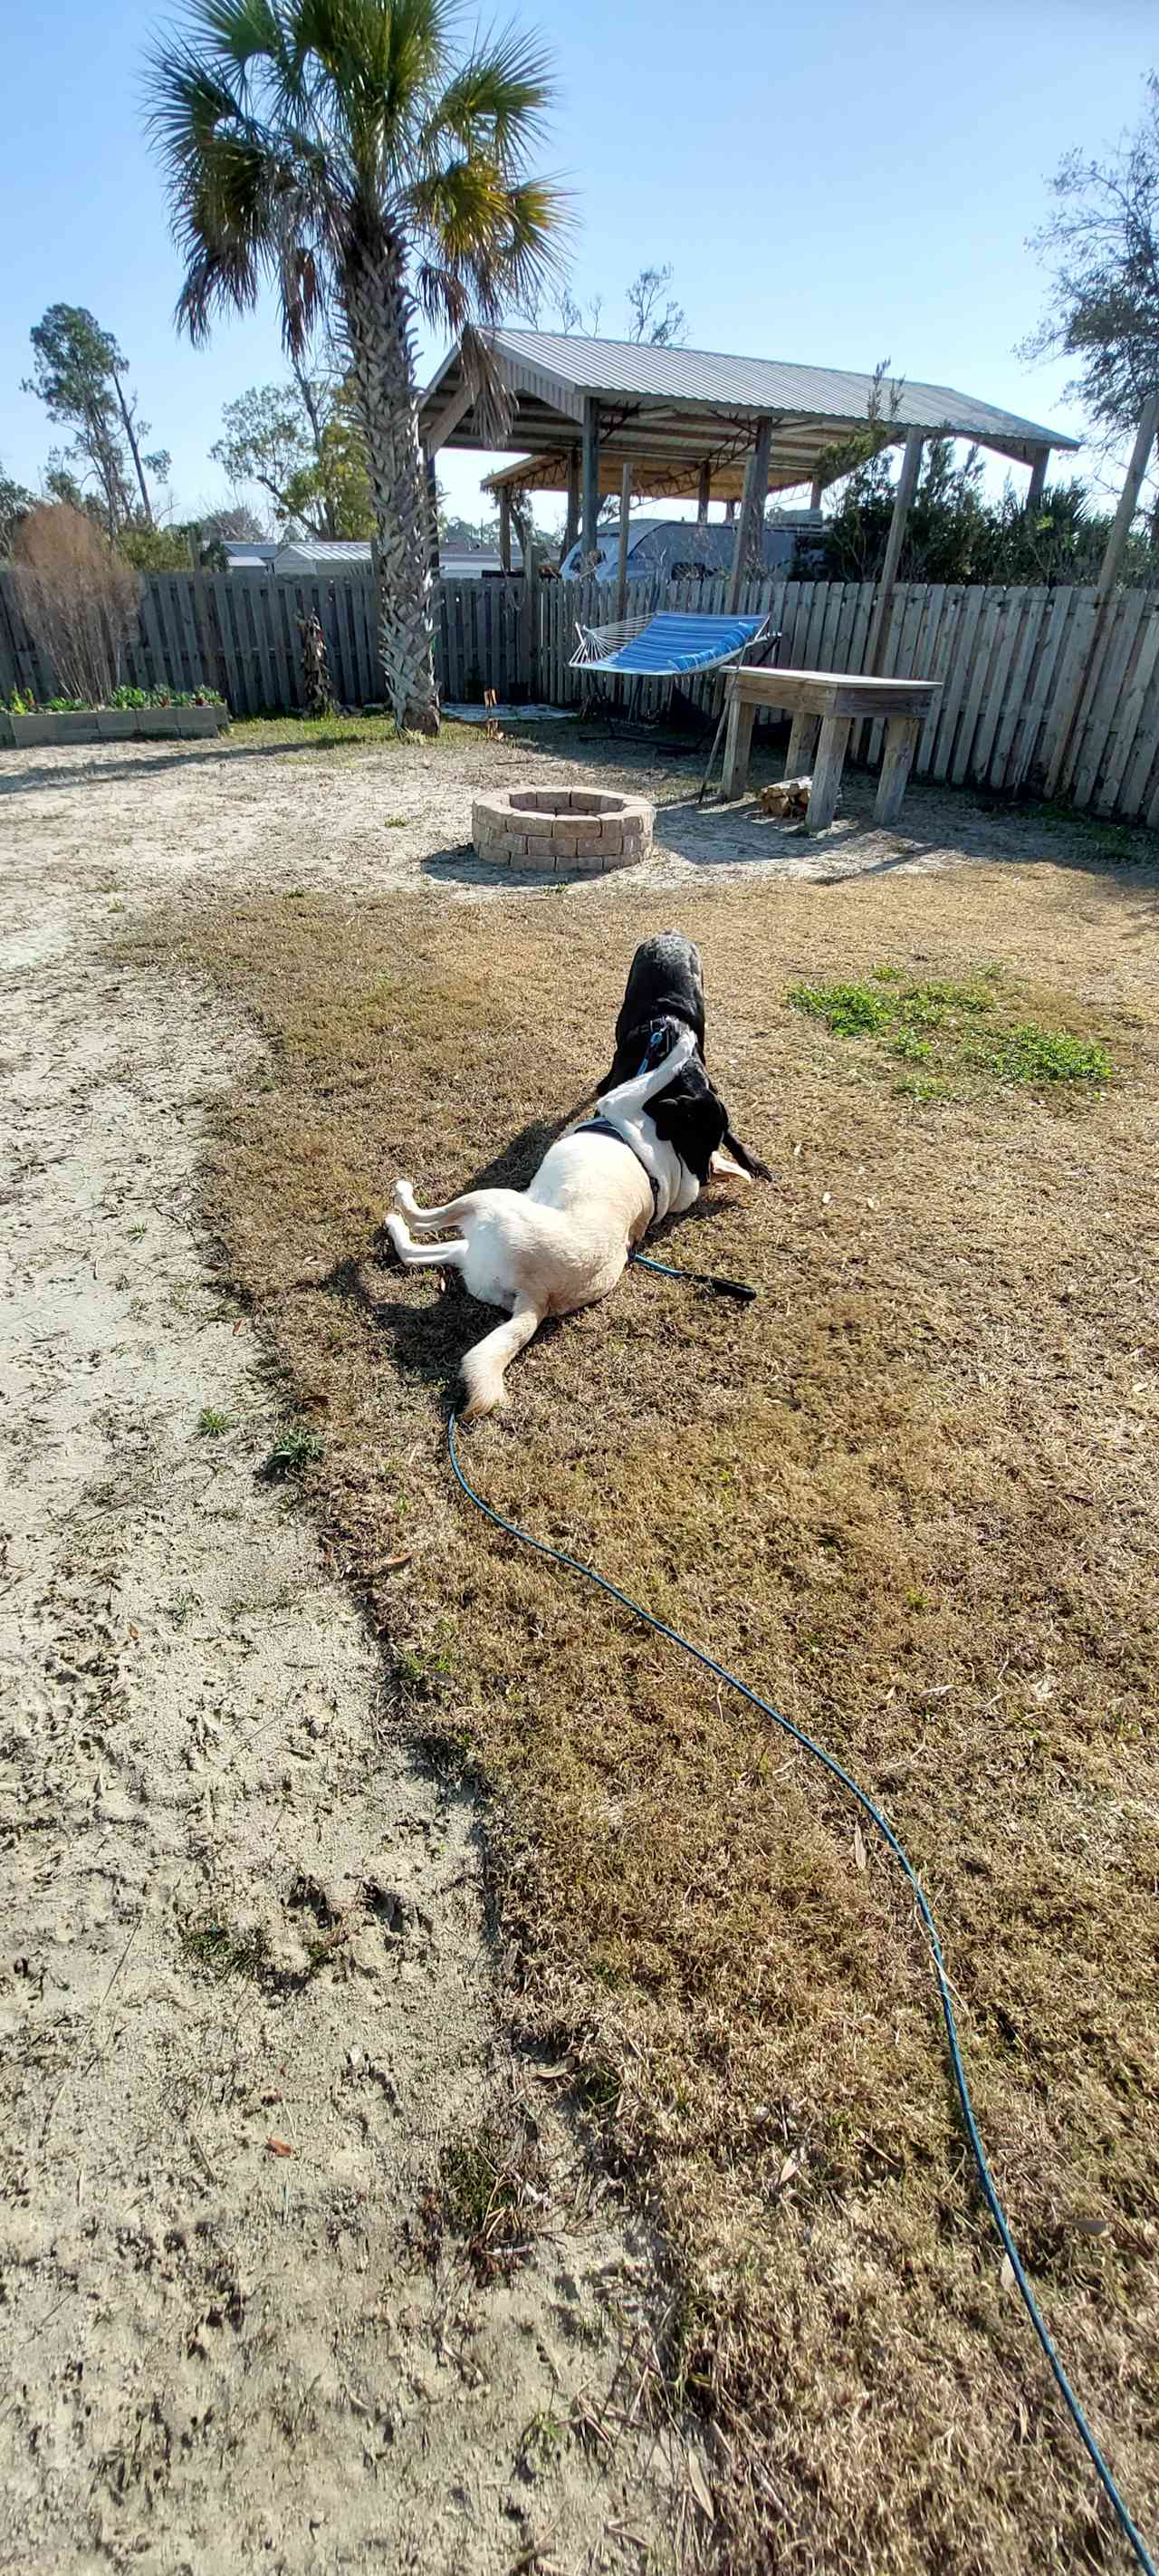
143,42,253,184
192,0,288,77
292,0,446,182
458,318,512,445
276,240,327,356
409,159,568,321
175,240,263,344
407,154,511,266
424,22,555,170
414,258,470,335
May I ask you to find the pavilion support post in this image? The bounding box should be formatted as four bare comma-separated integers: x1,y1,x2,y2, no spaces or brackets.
697,461,712,524
581,398,600,566
1047,391,1159,797
727,415,772,612
728,456,754,599
724,498,736,524
426,456,440,575
522,524,539,699
615,464,633,621
499,489,512,575
866,428,924,675
1025,448,1049,514
565,449,580,552
809,475,824,511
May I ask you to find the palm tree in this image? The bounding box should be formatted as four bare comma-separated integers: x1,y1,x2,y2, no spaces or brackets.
146,0,563,732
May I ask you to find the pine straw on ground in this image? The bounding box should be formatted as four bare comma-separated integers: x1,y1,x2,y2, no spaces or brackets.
148,856,1158,2575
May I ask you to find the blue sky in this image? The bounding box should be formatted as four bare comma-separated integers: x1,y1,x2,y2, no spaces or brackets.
0,0,1154,535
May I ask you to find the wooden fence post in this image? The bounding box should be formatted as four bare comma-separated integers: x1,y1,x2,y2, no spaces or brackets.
1046,393,1159,798
187,528,230,702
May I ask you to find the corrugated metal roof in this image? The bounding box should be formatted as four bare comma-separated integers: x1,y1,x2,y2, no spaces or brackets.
487,332,1078,451
277,540,372,566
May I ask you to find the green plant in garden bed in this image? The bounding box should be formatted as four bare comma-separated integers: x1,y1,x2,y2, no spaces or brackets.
107,684,224,708
7,684,224,713
788,970,1113,1096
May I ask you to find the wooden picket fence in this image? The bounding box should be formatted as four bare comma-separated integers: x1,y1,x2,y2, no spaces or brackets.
3,564,1159,823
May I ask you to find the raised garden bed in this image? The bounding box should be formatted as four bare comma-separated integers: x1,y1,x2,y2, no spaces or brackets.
1,704,228,748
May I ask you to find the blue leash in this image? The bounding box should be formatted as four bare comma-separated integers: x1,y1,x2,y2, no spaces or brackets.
446,1408,1155,2573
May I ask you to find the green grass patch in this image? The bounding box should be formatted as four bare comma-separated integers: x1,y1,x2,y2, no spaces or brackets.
787,981,896,1037
261,1425,325,1476
790,968,1112,1099
225,711,481,762
967,1024,1113,1087
424,2119,545,2284
180,1915,269,1982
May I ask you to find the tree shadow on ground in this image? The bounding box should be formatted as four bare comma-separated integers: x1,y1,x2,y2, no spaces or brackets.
0,737,373,797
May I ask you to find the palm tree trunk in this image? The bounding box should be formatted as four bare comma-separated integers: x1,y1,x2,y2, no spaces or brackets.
342,235,439,735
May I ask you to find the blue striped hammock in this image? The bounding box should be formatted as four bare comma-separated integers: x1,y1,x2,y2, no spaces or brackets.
570,610,771,678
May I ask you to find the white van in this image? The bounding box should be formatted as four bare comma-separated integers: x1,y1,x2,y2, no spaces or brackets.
556,510,824,584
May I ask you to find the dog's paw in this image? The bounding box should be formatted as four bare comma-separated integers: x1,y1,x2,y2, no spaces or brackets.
459,1379,505,1424
710,1151,754,1186
385,1212,409,1260
394,1178,417,1214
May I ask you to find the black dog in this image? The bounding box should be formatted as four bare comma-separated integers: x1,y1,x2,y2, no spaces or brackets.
599,932,768,1180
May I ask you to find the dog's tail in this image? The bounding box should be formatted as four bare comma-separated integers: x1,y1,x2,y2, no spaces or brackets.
460,1298,543,1422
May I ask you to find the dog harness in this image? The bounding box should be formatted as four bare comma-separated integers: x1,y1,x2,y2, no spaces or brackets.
572,1117,660,1212
572,1021,685,1215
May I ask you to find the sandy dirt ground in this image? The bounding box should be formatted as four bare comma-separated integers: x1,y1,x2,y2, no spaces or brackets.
0,728,1148,2576
0,716,1115,917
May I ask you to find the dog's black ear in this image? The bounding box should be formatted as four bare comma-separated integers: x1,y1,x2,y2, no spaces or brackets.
655,1087,728,1182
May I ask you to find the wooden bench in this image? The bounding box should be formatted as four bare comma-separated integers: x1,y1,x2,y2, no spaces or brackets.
721,666,943,831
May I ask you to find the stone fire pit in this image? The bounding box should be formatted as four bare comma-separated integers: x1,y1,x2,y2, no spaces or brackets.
471,785,653,873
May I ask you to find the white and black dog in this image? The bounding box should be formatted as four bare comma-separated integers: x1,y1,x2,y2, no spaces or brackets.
387,933,761,1420
598,930,768,1180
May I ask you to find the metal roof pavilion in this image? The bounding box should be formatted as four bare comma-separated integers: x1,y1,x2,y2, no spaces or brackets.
418,328,1079,505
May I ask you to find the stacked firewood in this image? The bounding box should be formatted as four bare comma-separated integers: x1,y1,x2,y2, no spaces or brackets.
757,775,812,819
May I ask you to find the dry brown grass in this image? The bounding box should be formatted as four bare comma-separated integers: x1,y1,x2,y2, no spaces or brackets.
147,855,1159,2574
